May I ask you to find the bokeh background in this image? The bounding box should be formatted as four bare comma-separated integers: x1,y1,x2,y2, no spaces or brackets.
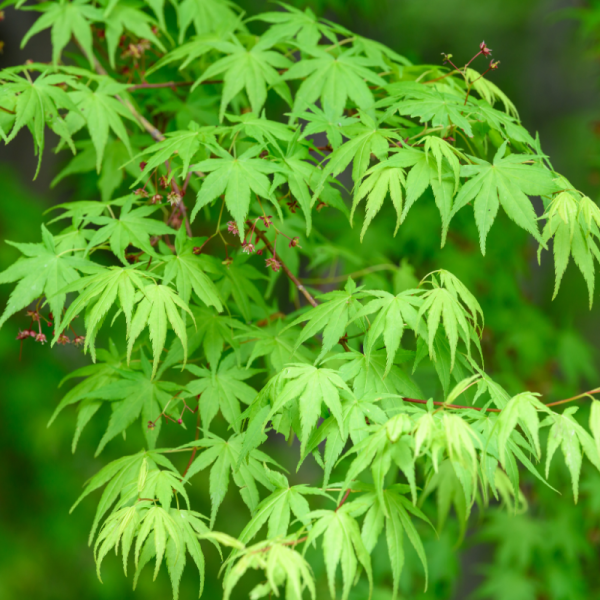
3,1,600,599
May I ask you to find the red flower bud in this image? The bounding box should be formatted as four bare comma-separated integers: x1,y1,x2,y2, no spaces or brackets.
265,257,282,272
479,41,492,57
227,221,239,235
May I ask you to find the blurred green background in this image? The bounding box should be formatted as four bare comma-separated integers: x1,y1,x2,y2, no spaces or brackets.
3,1,600,599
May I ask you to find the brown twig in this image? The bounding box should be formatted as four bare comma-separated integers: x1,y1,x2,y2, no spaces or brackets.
251,226,318,309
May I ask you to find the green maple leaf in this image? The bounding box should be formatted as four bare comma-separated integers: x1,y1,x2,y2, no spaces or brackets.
86,198,174,264
148,30,234,73
540,191,600,307
303,390,390,485
283,45,386,117
48,341,124,450
545,409,600,502
191,146,281,240
227,111,294,146
381,82,476,137
127,282,195,378
182,432,280,526
287,277,366,362
162,225,223,312
186,356,260,431
194,36,293,120
69,78,138,170
243,321,313,372
271,139,349,233
350,289,423,376
350,484,430,598
450,141,559,253
131,122,216,186
0,224,98,329
293,102,358,150
21,0,102,65
237,467,332,545
177,0,242,42
311,112,395,202
254,3,340,48
100,0,166,67
417,270,483,370
304,505,373,600
82,352,185,454
339,350,422,401
0,70,79,176
269,363,351,450
53,265,150,359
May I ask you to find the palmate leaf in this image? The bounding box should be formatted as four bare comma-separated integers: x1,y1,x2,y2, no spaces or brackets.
539,191,600,307
194,36,293,120
86,198,174,265
380,82,476,137
254,3,340,48
48,341,125,451
186,358,259,432
302,390,390,485
131,122,216,186
545,408,600,501
69,449,179,542
268,364,350,451
176,0,242,42
284,45,386,117
127,283,195,378
69,78,139,170
497,392,550,465
0,224,99,329
417,270,483,370
53,265,150,358
223,537,316,600
351,289,423,376
237,468,333,545
0,70,79,176
350,484,430,598
181,432,279,526
243,321,313,373
450,141,559,253
81,351,185,454
294,102,357,150
312,112,395,202
99,0,166,67
338,350,423,402
353,145,458,242
21,0,102,64
162,224,223,312
304,505,373,600
95,502,213,600
287,278,366,362
191,145,281,240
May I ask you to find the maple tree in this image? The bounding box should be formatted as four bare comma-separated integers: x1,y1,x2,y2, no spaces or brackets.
2,1,600,598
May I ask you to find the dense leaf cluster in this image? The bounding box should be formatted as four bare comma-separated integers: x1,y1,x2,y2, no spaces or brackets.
2,1,600,598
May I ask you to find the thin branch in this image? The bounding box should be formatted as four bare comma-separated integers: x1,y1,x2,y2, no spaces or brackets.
336,489,352,511
252,225,319,309
545,387,600,408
